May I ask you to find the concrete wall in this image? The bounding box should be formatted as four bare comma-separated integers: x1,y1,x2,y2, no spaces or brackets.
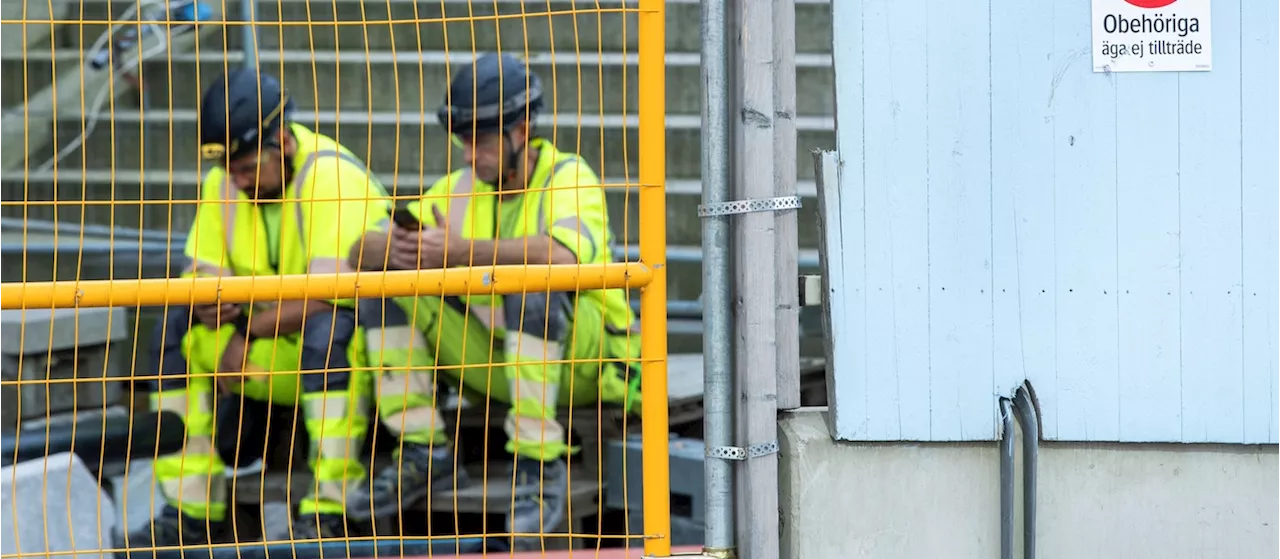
779,408,1278,559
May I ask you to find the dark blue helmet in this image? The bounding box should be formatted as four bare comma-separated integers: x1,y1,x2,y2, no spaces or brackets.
198,69,295,161
437,53,543,135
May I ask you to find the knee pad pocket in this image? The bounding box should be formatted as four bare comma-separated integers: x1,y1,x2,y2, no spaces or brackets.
152,306,196,391
159,306,195,349
503,292,571,341
301,308,357,371
357,298,412,329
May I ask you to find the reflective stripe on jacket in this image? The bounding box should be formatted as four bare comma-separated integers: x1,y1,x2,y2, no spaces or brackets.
183,124,391,307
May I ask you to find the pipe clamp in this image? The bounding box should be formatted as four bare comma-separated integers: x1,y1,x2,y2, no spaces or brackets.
706,441,778,461
698,196,801,217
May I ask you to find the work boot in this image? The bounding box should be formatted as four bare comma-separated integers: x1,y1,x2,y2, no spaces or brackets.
115,505,228,554
344,442,454,521
506,457,569,552
289,513,351,540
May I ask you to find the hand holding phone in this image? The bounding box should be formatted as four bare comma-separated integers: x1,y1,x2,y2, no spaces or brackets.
392,208,422,231
192,302,242,330
389,205,453,270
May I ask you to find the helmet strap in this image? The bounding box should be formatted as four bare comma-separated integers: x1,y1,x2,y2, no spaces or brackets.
499,128,524,189
282,153,296,188
274,126,296,190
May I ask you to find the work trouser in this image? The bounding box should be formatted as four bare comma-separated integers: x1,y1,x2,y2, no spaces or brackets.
361,293,639,461
146,305,370,520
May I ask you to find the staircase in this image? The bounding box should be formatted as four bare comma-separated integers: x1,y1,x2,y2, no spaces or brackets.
1,0,834,349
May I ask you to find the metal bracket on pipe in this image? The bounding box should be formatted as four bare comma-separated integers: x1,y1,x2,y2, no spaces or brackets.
697,195,801,217
706,441,779,461
643,551,735,559
644,553,734,559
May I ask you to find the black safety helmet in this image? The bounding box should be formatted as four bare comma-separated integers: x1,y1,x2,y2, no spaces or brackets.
436,53,543,136
198,69,295,162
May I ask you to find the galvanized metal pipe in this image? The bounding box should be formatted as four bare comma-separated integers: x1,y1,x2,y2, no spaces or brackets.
239,0,257,68
999,398,1015,559
700,0,735,553
1013,386,1039,559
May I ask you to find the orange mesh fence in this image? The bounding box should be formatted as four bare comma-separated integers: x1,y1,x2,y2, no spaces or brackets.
0,0,669,557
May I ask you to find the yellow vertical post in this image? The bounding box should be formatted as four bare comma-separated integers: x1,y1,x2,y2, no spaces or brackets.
638,0,671,557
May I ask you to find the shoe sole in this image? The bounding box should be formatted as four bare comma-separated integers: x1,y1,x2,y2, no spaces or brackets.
362,482,430,520
346,471,466,521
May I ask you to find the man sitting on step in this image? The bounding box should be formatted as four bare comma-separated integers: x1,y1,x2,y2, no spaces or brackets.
117,68,389,549
344,52,643,550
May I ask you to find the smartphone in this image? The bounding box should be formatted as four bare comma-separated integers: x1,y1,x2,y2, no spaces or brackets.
230,311,252,339
392,208,422,230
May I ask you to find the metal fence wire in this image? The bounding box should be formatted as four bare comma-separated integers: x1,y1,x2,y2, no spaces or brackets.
0,0,671,557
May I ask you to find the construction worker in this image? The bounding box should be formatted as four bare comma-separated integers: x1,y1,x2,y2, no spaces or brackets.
344,53,642,549
118,69,387,547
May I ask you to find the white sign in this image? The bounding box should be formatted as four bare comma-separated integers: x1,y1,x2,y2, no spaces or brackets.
1092,0,1212,72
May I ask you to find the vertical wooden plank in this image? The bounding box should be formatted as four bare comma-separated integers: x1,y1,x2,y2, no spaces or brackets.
989,0,1057,418
926,0,995,440
824,0,868,441
1048,0,1120,441
731,0,780,554
774,0,801,410
860,0,930,440
814,151,856,436
1178,0,1244,444
1114,71,1182,442
1240,0,1280,445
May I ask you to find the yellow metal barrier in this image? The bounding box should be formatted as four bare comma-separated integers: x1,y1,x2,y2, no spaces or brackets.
1,265,653,309
1,0,669,557
637,0,671,557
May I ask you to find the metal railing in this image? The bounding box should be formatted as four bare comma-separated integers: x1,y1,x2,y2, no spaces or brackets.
2,219,820,319
0,0,676,557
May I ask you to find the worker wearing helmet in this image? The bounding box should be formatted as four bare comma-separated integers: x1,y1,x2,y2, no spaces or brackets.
345,52,642,549
118,69,388,548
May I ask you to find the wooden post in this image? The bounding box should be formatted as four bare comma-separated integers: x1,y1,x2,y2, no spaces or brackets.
731,0,780,557
774,0,801,410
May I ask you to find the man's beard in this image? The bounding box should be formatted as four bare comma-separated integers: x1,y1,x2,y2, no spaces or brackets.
251,165,292,201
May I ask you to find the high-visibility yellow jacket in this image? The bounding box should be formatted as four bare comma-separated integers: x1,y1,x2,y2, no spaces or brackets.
404,137,636,333
183,123,390,308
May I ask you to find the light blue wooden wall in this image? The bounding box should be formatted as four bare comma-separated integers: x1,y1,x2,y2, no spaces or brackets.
825,0,1278,443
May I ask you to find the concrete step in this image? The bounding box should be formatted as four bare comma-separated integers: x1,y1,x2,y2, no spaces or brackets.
34,110,835,179
56,0,833,56
4,50,835,118
1,169,822,254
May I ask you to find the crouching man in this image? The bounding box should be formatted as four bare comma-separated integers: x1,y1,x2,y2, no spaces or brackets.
343,53,642,550
118,68,389,548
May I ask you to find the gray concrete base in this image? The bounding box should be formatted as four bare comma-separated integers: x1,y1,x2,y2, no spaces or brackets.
109,460,166,537
779,407,1278,559
2,452,116,559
